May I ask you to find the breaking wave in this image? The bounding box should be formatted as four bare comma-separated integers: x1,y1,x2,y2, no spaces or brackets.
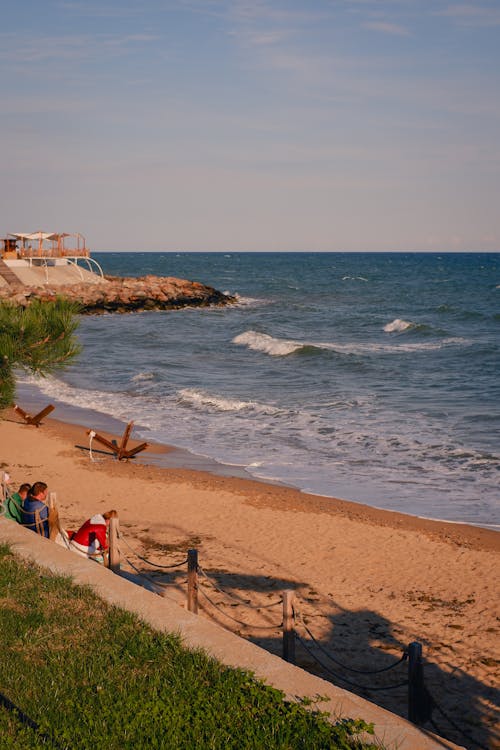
18,374,138,422
177,388,281,415
131,371,155,382
231,293,269,307
384,318,413,332
233,331,303,356
233,330,470,357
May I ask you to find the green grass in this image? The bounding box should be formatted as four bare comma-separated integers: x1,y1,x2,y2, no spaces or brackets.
0,543,378,749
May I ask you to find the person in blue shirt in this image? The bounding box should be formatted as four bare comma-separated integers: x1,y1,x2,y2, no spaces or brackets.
21,481,49,538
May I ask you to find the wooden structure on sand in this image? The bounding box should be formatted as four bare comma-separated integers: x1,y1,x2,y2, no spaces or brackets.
87,422,149,461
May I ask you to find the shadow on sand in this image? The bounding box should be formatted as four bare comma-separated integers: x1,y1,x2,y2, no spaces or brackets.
124,556,498,750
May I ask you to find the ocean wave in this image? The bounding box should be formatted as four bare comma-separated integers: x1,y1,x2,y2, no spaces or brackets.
131,371,155,382
233,330,471,358
383,318,413,332
177,388,281,415
374,337,470,353
18,372,498,525
231,293,270,307
233,331,303,356
18,374,138,422
342,275,368,282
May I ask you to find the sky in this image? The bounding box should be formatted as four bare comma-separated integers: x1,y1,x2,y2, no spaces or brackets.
1,1,499,252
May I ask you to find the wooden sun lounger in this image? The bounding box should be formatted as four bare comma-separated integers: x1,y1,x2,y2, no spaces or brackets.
86,421,149,461
14,403,55,427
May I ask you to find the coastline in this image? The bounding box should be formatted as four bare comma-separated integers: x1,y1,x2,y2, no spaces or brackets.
1,405,499,748
15,378,500,538
25,414,500,552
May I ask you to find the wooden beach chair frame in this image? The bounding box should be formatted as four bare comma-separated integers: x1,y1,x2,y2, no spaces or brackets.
86,421,148,461
14,403,55,427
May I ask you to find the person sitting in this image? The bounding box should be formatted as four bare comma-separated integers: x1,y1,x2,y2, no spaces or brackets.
69,510,117,561
21,481,50,538
4,483,31,524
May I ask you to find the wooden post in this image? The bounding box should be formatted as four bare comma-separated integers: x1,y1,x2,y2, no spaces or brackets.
108,516,120,573
282,589,296,664
187,549,198,614
48,492,59,541
14,403,55,427
408,641,426,724
117,422,133,460
86,422,148,461
1,472,9,505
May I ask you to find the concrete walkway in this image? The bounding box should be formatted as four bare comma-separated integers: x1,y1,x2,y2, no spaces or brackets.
1,262,103,286
0,259,22,287
0,519,462,749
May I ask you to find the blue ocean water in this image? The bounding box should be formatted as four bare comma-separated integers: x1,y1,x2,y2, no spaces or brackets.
21,252,500,526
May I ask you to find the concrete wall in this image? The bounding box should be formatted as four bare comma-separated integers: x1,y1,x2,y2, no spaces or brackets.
0,519,462,750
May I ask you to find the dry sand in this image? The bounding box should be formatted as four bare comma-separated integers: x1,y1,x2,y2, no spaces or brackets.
1,409,498,749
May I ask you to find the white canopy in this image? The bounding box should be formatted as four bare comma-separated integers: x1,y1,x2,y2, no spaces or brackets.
10,232,61,241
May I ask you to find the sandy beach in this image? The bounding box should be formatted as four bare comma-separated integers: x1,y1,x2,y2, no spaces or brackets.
1,409,498,749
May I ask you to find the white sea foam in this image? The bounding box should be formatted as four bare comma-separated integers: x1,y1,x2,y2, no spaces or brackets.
342,275,368,282
371,337,470,353
383,318,413,332
18,370,498,526
233,331,303,356
233,330,470,358
131,371,155,382
177,387,281,415
19,374,136,422
231,293,269,307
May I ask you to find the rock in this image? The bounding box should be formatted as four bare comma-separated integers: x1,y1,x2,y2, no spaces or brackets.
0,274,236,314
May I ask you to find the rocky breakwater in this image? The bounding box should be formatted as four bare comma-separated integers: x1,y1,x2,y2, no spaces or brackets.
1,275,236,314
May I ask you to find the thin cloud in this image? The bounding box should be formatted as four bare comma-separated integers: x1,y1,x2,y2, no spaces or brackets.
103,33,160,47
215,1,327,25
0,31,158,65
180,0,330,27
363,20,410,35
437,3,500,27
57,1,142,18
228,29,292,47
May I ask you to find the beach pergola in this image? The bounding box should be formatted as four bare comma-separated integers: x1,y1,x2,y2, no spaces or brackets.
8,232,88,258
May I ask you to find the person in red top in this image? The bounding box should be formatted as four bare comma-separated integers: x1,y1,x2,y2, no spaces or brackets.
69,510,117,561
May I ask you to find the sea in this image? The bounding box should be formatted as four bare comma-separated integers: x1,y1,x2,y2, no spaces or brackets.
18,252,500,528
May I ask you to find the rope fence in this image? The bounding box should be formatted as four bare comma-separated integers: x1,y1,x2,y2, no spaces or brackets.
1,495,490,750
118,533,188,570
197,585,282,631
197,564,282,609
105,519,492,749
294,631,409,692
288,596,411,694
102,528,428,723
293,605,408,676
428,697,490,750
